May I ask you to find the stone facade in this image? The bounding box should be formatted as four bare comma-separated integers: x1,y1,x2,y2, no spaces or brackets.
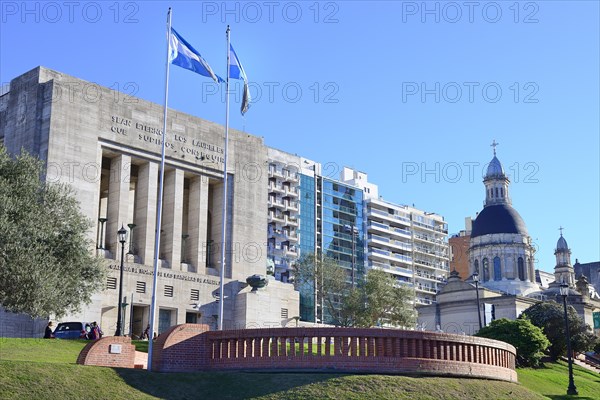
0,67,298,337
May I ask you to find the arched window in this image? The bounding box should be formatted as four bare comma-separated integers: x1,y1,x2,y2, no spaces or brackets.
500,188,504,197
474,259,479,274
518,257,525,280
482,258,489,282
493,256,501,281
495,187,499,197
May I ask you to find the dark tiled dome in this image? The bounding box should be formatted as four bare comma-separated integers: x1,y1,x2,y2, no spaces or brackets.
556,235,569,251
471,204,528,238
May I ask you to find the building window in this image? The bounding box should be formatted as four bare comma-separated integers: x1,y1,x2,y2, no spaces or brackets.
474,259,479,274
185,312,199,324
500,188,504,197
495,187,498,198
281,308,289,319
190,289,199,301
136,281,146,294
164,285,174,297
106,277,117,290
518,257,525,280
482,258,489,282
493,257,501,281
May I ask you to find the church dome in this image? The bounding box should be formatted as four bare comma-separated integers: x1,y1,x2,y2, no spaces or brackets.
485,156,505,178
471,204,528,238
556,235,569,251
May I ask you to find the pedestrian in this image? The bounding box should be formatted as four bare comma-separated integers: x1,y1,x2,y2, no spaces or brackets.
89,321,103,340
143,324,150,340
44,321,55,339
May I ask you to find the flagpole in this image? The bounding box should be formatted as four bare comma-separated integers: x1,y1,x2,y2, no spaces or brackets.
218,25,231,331
147,7,172,371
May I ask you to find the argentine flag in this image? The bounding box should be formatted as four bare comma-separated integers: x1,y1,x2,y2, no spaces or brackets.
229,44,251,115
169,28,223,83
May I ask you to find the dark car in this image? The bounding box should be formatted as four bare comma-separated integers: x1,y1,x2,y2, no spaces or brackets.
53,322,90,339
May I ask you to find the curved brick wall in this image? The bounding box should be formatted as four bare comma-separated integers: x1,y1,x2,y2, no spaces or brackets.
153,324,517,382
151,323,211,372
76,336,135,368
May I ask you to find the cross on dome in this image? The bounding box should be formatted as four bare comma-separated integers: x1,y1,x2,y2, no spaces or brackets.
491,140,499,156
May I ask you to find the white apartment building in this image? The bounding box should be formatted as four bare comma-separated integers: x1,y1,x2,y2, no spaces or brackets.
340,167,449,305
266,148,302,282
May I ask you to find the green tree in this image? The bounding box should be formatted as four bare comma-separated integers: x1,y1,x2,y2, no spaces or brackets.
0,147,105,318
292,254,349,325
350,269,416,328
475,317,550,367
293,256,416,328
520,301,596,360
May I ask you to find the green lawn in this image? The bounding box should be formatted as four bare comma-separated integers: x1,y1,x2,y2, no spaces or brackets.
1,338,598,399
0,338,88,363
517,360,600,400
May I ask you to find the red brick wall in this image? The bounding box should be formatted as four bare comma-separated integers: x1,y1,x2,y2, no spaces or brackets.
152,325,517,382
76,336,135,368
151,323,211,372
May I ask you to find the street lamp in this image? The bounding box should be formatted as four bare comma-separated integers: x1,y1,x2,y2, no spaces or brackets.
344,224,358,288
559,280,578,396
472,270,482,330
115,225,128,336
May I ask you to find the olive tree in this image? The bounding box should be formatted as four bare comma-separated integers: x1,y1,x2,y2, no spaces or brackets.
0,147,105,318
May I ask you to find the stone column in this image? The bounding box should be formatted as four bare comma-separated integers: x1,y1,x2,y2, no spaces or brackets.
106,154,131,258
135,161,158,265
188,175,209,272
161,168,184,269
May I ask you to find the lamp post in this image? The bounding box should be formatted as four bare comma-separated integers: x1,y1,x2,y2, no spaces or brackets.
472,270,482,330
344,224,358,288
115,225,128,336
559,281,578,396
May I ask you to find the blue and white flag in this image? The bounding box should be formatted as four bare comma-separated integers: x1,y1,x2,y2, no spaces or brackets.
229,44,251,115
169,28,223,83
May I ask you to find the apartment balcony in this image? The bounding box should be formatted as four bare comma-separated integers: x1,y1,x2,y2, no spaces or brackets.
268,182,285,194
413,233,446,246
285,246,298,257
283,170,300,182
415,297,436,305
414,258,449,271
369,261,413,278
268,197,285,210
269,227,299,242
415,285,438,294
414,246,448,259
269,243,298,258
368,248,413,266
369,208,411,227
284,200,299,212
284,186,299,198
285,216,299,227
268,167,285,179
368,234,413,252
412,221,448,235
268,211,285,224
368,221,412,240
415,270,443,283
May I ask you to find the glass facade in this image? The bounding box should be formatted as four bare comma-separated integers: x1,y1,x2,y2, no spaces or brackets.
298,174,316,321
319,178,365,324
320,179,365,276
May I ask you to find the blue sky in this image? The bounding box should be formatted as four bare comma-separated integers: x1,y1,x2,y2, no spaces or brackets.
1,1,598,273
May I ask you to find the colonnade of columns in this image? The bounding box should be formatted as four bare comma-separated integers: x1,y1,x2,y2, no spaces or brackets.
97,153,219,273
